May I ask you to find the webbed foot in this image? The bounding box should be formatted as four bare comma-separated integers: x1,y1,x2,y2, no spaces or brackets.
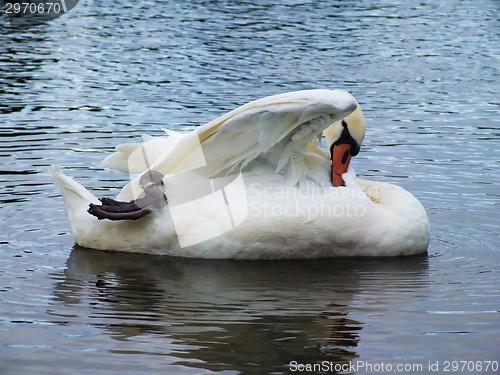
87,170,166,221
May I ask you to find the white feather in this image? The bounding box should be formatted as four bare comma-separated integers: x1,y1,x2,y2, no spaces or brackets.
117,89,357,200
51,89,430,259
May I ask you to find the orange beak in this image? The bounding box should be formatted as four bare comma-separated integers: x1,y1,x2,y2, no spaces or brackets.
332,143,352,187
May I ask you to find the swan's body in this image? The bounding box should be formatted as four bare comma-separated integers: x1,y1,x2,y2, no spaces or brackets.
51,89,429,259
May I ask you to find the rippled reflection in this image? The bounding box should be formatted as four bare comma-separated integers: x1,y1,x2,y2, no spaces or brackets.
49,247,429,373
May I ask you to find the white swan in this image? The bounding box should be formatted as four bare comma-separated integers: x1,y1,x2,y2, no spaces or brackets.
51,89,429,259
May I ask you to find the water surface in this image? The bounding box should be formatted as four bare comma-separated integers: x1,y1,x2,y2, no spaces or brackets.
1,0,499,374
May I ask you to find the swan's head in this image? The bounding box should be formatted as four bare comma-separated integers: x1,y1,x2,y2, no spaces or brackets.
323,104,366,187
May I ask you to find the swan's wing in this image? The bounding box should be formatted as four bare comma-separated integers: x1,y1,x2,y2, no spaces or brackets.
117,89,358,199
102,130,185,173
197,89,358,180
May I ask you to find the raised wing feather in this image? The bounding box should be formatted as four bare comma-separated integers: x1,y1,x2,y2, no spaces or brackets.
197,89,357,173
117,89,358,200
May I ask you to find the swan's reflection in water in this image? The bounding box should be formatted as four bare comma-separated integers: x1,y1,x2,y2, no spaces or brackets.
52,247,429,373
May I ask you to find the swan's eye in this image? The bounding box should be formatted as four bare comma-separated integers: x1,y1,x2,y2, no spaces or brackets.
336,120,360,157
342,150,349,164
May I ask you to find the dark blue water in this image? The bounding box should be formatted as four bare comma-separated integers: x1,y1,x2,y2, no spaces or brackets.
1,1,499,374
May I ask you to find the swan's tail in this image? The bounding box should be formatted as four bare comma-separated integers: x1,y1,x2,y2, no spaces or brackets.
50,166,99,207
49,167,100,240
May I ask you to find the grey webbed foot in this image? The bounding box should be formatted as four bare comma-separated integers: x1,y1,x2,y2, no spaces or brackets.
87,170,167,221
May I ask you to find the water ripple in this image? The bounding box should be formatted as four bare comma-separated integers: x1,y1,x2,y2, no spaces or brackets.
1,0,499,374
